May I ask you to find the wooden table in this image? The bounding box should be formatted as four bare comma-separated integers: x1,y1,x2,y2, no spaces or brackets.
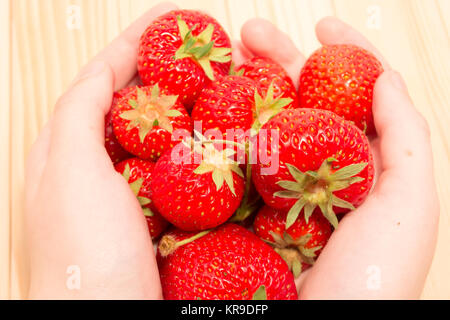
1,0,449,299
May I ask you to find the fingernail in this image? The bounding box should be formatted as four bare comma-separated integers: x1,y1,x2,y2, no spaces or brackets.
390,71,407,92
73,61,107,84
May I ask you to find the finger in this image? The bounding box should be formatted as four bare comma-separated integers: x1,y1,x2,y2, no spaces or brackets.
72,2,178,91
232,39,253,67
241,18,305,88
372,70,433,191
25,119,53,201
315,17,390,70
51,61,114,160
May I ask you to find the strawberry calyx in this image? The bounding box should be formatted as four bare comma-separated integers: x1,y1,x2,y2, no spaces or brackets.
121,163,153,217
231,147,260,222
190,131,244,197
174,16,232,81
264,232,321,278
159,230,212,257
251,81,293,134
274,158,368,229
194,136,259,223
119,85,182,143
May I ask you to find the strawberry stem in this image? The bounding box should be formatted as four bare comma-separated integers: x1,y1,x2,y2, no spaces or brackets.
232,142,256,222
159,230,211,257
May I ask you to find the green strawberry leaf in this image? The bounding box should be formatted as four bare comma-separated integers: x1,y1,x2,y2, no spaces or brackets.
142,207,154,217
286,198,307,229
292,259,302,278
166,109,183,117
252,285,267,300
331,162,368,180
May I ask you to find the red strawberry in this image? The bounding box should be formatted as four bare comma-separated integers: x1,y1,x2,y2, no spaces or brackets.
253,205,332,277
191,75,293,164
105,88,134,164
111,84,192,162
252,108,374,228
191,74,293,225
237,56,298,108
150,139,245,231
157,223,298,300
299,44,383,135
115,158,169,239
138,10,232,109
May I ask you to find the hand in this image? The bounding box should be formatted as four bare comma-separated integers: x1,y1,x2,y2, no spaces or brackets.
25,2,179,299
235,17,439,299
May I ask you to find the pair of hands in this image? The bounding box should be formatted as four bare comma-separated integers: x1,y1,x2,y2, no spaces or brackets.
25,2,439,299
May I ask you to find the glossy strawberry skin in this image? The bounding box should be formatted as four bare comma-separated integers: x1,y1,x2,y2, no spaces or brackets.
254,205,332,270
150,145,244,231
157,223,298,300
252,108,374,213
138,10,231,109
237,56,298,108
105,88,134,164
191,75,259,164
299,44,383,135
111,86,192,162
115,158,169,239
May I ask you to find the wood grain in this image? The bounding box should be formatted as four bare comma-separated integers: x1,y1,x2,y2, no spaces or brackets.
1,0,449,299
0,0,11,300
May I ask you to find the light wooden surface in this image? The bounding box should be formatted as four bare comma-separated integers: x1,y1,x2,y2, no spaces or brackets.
1,0,449,299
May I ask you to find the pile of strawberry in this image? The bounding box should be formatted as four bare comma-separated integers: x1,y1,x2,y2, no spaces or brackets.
105,10,383,300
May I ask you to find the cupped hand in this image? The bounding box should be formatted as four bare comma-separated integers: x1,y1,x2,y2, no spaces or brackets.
26,2,439,300
235,17,439,299
25,2,179,299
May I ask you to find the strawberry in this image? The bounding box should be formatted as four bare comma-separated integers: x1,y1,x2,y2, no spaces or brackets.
138,10,232,109
237,56,298,109
253,205,332,277
299,44,383,135
157,223,298,300
191,75,257,162
252,108,374,228
191,74,293,225
105,88,134,164
191,75,293,164
150,138,245,231
111,84,192,162
115,158,169,239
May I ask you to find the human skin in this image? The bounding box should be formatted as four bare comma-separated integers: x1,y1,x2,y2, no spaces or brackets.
25,3,439,299
238,17,439,299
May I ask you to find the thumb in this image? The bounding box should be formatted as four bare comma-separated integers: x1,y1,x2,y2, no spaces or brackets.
50,61,115,159
240,18,305,87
